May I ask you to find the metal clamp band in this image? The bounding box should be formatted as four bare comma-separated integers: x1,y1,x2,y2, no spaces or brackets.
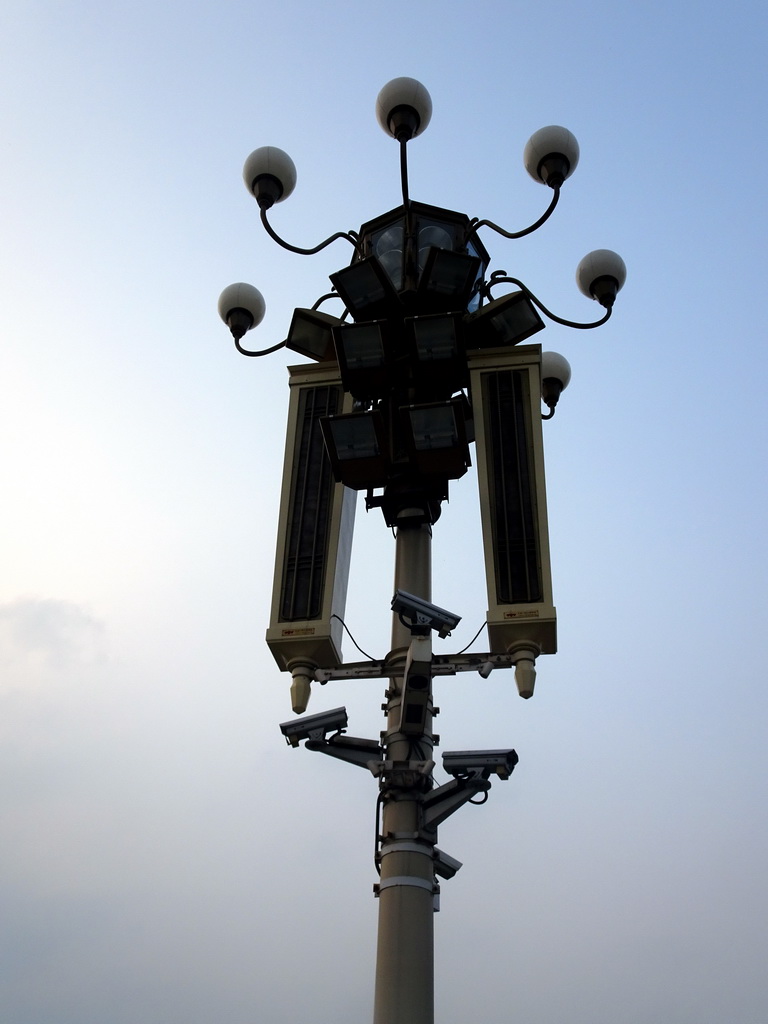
377,876,435,893
379,842,433,858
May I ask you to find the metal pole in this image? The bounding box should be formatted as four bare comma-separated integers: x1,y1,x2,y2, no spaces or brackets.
373,522,435,1024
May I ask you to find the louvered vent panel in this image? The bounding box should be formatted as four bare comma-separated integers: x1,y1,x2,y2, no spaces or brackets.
280,384,340,621
482,368,543,604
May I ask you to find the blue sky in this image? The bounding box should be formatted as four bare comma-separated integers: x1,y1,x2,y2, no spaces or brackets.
1,1,767,1022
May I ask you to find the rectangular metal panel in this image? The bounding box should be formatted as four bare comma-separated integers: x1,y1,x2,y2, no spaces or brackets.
469,346,556,654
266,363,356,671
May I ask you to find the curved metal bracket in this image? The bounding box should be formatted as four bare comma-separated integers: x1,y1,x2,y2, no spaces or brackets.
311,291,349,315
468,187,560,242
234,337,287,358
260,206,363,257
484,272,612,329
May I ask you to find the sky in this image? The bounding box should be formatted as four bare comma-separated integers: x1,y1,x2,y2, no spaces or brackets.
1,1,767,1022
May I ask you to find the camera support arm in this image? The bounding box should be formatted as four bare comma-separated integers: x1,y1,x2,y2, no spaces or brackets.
419,776,493,833
304,734,384,770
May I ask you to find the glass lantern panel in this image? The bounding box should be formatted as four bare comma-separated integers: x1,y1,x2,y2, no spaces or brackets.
372,222,405,290
465,237,486,312
417,222,455,271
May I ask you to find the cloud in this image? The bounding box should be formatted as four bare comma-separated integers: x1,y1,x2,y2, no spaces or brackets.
0,598,105,676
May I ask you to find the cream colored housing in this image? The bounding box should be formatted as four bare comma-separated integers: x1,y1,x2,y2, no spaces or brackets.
266,362,356,672
468,345,556,655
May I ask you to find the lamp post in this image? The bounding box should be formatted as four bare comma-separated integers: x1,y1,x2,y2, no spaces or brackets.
219,77,625,1024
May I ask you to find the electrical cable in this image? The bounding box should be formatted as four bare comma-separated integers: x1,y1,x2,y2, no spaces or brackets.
330,614,376,661
454,621,486,656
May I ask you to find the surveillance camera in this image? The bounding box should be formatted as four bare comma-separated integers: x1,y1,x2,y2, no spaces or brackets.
279,707,348,748
442,748,519,781
433,847,463,880
391,590,461,638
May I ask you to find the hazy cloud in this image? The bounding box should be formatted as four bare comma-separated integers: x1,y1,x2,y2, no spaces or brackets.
0,598,105,674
